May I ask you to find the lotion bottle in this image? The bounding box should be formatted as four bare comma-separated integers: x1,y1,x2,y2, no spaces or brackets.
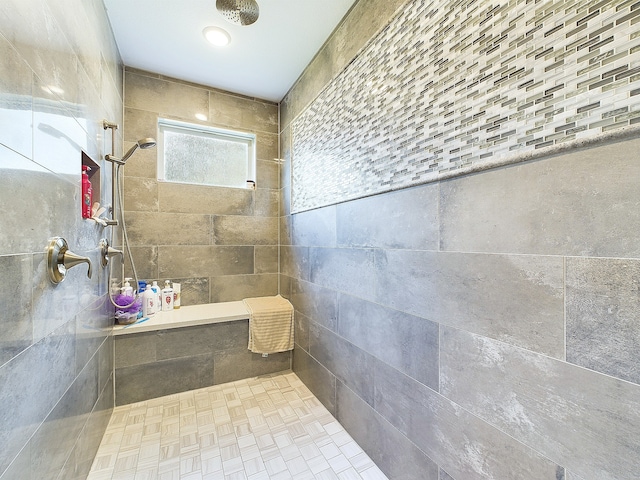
161,280,174,311
142,284,155,316
173,282,181,309
150,281,161,314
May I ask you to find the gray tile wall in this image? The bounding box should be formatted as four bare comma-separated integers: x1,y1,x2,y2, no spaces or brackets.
123,69,280,305
0,0,121,477
290,0,640,212
114,321,290,405
280,1,640,478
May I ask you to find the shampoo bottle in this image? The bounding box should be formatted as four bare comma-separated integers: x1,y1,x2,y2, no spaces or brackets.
81,166,92,219
142,284,155,317
162,280,174,311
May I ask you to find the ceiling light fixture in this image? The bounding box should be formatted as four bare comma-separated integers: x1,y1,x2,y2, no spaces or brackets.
203,26,231,47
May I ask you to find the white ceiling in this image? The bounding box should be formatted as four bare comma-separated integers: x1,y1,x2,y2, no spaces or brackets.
103,0,358,102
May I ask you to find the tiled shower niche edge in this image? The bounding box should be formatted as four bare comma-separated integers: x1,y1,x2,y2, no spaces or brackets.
291,0,640,213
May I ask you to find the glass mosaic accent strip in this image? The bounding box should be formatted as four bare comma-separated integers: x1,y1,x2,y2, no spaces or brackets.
291,0,640,213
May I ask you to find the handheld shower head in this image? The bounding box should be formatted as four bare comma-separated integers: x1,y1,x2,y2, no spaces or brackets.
137,138,157,149
106,137,157,165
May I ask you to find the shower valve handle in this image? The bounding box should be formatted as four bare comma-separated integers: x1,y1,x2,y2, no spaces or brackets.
46,237,93,284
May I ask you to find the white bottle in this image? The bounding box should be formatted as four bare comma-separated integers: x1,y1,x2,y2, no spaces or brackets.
161,280,174,311
142,284,155,316
151,281,161,314
121,277,133,296
173,282,181,309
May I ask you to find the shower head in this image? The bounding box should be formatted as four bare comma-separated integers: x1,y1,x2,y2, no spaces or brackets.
106,137,157,165
216,0,259,26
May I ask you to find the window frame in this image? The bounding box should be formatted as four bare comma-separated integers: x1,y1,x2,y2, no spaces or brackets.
157,118,256,189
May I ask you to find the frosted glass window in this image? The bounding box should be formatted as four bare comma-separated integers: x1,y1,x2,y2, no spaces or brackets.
158,119,255,189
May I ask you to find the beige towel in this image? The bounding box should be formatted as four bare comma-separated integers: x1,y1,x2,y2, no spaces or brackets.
243,295,294,354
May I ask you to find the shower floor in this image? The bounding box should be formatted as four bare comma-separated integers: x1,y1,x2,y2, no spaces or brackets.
87,371,388,480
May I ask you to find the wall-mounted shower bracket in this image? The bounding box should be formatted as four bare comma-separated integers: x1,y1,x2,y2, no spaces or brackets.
102,119,157,230
103,120,120,227
47,237,92,284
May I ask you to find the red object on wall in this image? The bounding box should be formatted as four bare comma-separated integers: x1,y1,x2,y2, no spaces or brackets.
82,166,92,219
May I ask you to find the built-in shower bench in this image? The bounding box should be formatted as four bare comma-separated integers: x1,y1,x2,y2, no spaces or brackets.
112,301,291,405
112,301,250,335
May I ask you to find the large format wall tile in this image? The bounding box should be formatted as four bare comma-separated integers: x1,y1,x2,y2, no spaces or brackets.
208,90,278,133
289,279,338,332
124,211,212,246
256,158,279,190
0,320,76,474
440,327,640,480
0,150,78,256
254,245,278,274
0,33,33,159
309,247,377,301
566,257,640,385
115,320,291,405
374,360,562,480
125,71,209,119
294,310,311,352
30,354,99,479
115,354,215,406
286,0,640,478
71,377,114,480
254,188,279,218
375,249,565,357
213,215,278,246
124,70,279,313
208,273,278,303
439,139,640,258
291,206,337,247
338,294,439,390
336,380,440,480
75,297,111,376
0,254,33,365
213,350,290,385
157,245,254,278
0,0,119,477
280,245,310,281
157,181,253,216
292,347,336,415
336,184,439,250
309,323,376,406
123,176,158,212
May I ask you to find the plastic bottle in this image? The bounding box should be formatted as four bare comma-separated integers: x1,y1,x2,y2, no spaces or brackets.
161,280,174,311
173,282,181,309
152,281,162,314
81,166,92,219
142,284,155,317
122,278,134,296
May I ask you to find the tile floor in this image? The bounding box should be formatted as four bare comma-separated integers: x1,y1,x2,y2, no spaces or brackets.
87,371,388,480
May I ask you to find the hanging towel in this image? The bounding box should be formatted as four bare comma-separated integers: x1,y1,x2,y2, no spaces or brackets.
243,295,294,354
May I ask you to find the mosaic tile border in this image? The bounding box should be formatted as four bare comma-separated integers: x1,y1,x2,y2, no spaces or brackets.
291,0,640,213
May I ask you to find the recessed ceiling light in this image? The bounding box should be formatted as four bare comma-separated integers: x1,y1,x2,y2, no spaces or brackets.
203,26,231,47
195,113,208,121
